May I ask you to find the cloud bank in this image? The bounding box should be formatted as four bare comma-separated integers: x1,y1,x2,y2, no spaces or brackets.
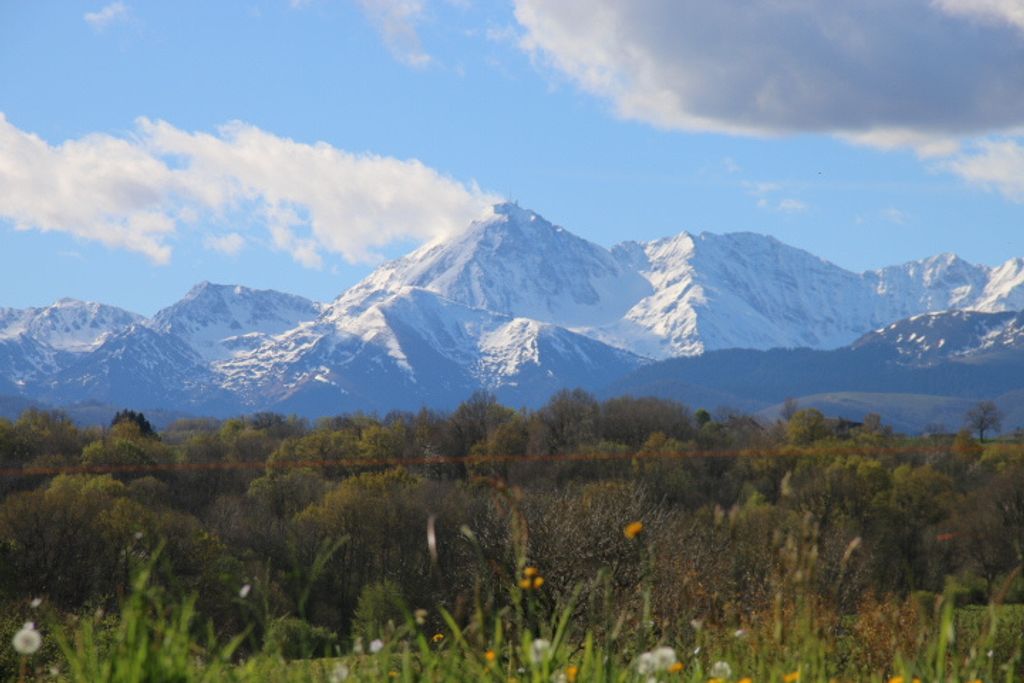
0,115,496,266
513,0,1024,139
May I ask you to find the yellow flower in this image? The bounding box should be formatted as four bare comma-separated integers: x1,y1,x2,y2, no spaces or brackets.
432,633,444,643
889,678,904,683
518,578,532,590
783,672,800,683
485,649,496,662
532,576,545,589
566,665,579,682
738,678,753,683
668,661,684,673
388,672,398,678
624,521,644,539
708,679,725,683
523,566,539,578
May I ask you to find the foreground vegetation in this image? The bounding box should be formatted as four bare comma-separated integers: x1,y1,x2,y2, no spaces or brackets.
1,392,1023,680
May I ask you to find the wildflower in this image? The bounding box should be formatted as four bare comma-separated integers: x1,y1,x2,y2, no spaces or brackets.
133,531,144,541
532,576,545,589
889,678,903,683
238,584,251,599
783,672,800,683
524,566,539,578
30,597,42,609
734,628,747,639
652,646,677,670
12,622,41,655
329,663,350,683
432,633,445,643
709,661,732,679
369,638,384,654
668,661,684,673
636,652,657,675
414,608,427,625
566,665,579,682
530,638,551,664
485,649,497,662
519,578,532,590
739,679,753,683
388,671,398,678
624,521,644,539
690,618,703,631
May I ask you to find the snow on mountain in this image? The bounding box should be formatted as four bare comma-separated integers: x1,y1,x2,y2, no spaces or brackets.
43,324,232,411
218,286,643,414
152,282,323,361
852,309,1024,365
336,202,652,327
605,233,1024,358
0,299,142,353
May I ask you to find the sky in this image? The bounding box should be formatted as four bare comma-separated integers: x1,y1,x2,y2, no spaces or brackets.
2,0,1024,315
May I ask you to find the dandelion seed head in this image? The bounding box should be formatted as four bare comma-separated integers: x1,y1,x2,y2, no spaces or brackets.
329,663,349,683
12,623,41,655
530,638,551,664
710,661,733,679
30,598,42,609
370,638,384,654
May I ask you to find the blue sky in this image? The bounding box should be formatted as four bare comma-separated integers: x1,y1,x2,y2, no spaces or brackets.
2,0,1024,315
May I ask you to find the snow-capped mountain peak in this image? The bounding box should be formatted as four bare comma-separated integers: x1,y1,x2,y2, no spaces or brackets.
152,282,323,361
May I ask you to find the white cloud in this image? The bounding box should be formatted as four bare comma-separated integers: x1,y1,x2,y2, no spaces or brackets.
777,199,808,214
84,2,129,30
0,114,497,266
881,207,910,224
204,232,246,255
513,1,1024,141
933,0,1024,32
942,139,1024,201
355,0,432,67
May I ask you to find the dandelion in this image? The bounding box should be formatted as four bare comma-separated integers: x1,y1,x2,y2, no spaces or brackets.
783,672,800,683
432,633,445,643
565,665,579,682
519,578,532,590
329,663,350,683
636,652,657,675
238,584,251,599
369,638,384,654
738,678,753,683
388,671,398,678
668,661,684,673
12,622,41,655
485,649,496,662
414,608,427,625
710,661,733,679
652,646,677,670
532,576,545,589
524,566,539,578
530,638,551,664
624,521,644,539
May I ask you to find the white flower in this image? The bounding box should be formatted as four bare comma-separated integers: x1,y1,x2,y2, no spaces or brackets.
709,660,733,679
530,638,551,664
414,608,428,625
238,584,251,599
635,651,657,675
652,646,677,669
12,622,41,655
734,628,747,639
690,618,703,631
369,638,384,654
329,663,350,682
30,598,42,609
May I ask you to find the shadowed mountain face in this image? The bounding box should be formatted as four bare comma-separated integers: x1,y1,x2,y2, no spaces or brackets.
1,204,1023,424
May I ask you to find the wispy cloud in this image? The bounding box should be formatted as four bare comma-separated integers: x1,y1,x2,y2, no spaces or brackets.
0,114,497,266
84,2,129,30
942,139,1024,202
203,233,246,256
355,0,432,67
881,207,909,224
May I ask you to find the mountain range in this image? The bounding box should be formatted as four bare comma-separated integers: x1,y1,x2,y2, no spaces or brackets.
3,202,1024,431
